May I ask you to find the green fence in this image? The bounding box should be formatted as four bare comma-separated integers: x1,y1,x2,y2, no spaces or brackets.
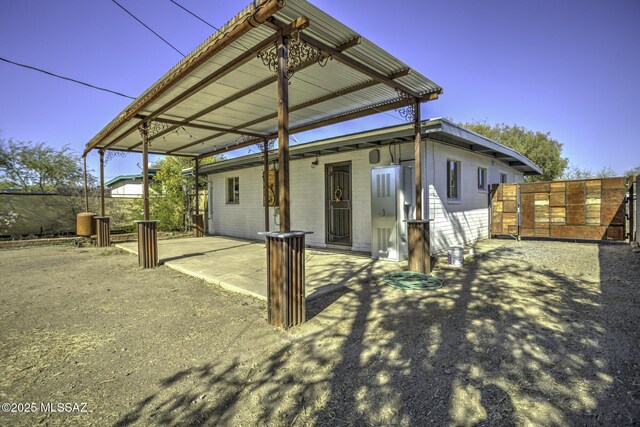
0,194,143,236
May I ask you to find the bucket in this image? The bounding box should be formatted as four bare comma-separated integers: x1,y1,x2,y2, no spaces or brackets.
448,246,464,267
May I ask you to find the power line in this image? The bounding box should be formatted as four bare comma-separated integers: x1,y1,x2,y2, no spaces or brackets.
169,0,217,31
0,56,136,99
112,0,186,58
168,0,250,52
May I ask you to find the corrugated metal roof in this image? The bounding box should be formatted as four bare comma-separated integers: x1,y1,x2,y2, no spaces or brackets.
85,0,442,158
198,118,543,175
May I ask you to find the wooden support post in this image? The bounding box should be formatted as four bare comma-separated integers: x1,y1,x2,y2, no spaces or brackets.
407,98,431,273
137,123,158,267
262,35,308,329
263,141,270,233
99,150,105,217
629,180,635,243
264,231,308,329
277,35,290,232
136,220,159,268
192,158,204,237
407,220,431,273
95,216,111,247
96,150,111,246
414,98,422,220
83,155,89,212
141,125,150,221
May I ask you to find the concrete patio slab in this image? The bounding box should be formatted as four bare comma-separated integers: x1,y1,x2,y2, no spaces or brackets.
116,236,404,301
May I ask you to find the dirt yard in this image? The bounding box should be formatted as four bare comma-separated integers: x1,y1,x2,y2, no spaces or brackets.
0,239,638,426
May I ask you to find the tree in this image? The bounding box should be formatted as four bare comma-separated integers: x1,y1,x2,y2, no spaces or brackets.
625,165,640,178
562,164,617,180
0,138,87,192
150,156,217,231
459,121,568,182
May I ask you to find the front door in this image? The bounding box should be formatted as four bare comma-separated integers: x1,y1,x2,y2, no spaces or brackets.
326,162,352,246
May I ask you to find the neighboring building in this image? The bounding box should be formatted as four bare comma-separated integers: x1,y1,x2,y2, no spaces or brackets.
200,118,541,258
106,169,158,198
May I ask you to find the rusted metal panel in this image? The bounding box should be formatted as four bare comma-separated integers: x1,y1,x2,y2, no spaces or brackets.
550,191,565,207
502,184,518,200
550,225,607,240
606,225,624,240
495,177,627,241
490,184,520,236
520,193,535,229
602,177,626,189
550,207,566,224
550,182,565,192
520,182,550,193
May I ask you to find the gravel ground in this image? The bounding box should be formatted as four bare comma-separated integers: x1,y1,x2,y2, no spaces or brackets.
0,239,638,426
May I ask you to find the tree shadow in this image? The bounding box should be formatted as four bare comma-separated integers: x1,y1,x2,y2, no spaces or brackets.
112,240,638,426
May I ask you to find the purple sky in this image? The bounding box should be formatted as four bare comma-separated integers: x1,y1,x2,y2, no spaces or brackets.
1,0,639,181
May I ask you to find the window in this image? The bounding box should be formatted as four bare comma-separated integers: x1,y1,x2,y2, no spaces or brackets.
500,173,508,184
226,177,239,204
447,160,460,200
478,167,487,190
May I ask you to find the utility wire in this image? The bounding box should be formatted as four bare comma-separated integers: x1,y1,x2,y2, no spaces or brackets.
0,56,136,99
112,0,186,57
168,0,250,52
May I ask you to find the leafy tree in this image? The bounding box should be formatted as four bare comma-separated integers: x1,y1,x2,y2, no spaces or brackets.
0,138,87,192
562,164,617,180
459,121,568,182
150,156,217,231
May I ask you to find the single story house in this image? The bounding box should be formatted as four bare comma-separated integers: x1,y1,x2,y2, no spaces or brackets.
106,168,158,198
199,118,541,258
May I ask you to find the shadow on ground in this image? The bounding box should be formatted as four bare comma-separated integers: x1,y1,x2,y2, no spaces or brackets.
112,241,640,426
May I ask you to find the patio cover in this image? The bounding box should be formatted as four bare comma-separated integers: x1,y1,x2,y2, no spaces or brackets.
84,0,443,158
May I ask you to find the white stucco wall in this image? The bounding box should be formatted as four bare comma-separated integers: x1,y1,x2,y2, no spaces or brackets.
425,140,524,254
207,138,525,255
110,180,144,198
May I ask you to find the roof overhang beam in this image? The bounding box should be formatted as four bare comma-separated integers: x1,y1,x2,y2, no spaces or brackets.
195,98,410,160
82,0,288,156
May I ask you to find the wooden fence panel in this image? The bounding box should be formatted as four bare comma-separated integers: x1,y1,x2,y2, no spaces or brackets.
491,177,627,241
491,184,519,236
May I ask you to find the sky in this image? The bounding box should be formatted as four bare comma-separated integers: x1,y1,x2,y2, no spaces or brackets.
1,0,639,181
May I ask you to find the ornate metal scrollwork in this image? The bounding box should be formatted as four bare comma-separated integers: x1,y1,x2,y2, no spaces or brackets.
256,139,276,154
257,44,278,73
104,150,127,165
257,32,326,80
148,121,174,140
137,120,175,146
395,89,416,123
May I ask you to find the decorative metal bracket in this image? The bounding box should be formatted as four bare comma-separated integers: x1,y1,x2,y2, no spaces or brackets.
104,150,127,165
148,121,174,142
257,32,328,80
395,89,416,123
138,120,175,146
256,139,276,153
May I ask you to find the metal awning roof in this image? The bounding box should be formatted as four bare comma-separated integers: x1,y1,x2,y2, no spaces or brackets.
85,0,442,159
198,118,543,175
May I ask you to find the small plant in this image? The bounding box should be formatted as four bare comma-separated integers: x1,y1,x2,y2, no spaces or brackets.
0,210,18,234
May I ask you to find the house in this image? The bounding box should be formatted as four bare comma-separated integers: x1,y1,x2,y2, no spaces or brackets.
106,169,158,198
200,118,542,259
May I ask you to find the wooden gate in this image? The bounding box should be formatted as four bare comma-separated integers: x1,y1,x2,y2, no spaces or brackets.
491,177,628,241
491,183,519,236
